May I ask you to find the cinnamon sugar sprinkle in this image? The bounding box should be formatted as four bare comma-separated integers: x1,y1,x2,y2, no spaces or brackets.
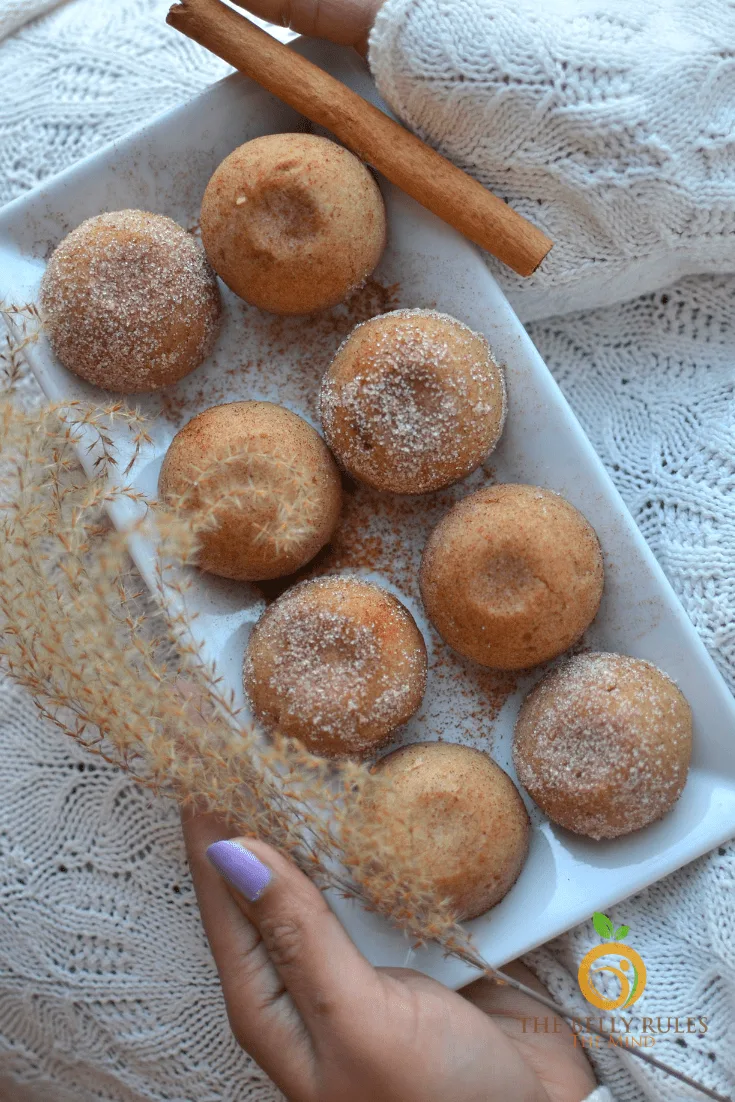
319,309,506,492
245,576,425,752
514,652,692,838
41,210,220,392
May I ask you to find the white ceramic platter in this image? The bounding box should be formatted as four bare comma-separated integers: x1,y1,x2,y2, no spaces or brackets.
2,37,734,990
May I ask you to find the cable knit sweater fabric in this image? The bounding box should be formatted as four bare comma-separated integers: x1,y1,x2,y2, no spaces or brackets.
370,0,735,323
0,2,734,1102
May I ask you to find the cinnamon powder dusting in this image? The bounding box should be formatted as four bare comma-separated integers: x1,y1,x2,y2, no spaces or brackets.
160,278,401,425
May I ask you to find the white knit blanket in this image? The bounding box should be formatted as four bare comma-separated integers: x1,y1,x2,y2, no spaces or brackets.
0,2,733,1101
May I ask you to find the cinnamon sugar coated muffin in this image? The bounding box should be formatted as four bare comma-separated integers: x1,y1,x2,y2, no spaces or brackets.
244,576,427,757
40,210,221,392
320,310,507,494
420,484,604,669
200,134,386,315
513,653,693,839
355,743,530,920
158,402,341,581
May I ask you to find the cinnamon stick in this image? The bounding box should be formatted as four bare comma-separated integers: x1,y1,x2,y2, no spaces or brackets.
166,0,553,276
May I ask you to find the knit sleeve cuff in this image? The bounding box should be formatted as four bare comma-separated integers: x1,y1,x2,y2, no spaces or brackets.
367,0,423,123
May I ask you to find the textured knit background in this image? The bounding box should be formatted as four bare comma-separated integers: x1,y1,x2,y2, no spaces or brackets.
0,1,733,1101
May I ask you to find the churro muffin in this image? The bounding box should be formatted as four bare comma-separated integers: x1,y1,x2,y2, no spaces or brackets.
420,484,604,670
200,134,386,315
320,309,506,494
159,401,341,581
244,576,427,757
353,742,530,920
40,210,221,392
513,652,693,839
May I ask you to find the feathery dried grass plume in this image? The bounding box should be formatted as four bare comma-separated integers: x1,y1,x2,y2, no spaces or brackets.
171,438,326,557
0,302,41,392
0,310,464,951
0,307,726,1101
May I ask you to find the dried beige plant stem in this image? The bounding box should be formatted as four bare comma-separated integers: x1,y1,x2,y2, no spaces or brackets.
0,302,41,392
170,438,329,558
0,386,457,942
0,318,725,1101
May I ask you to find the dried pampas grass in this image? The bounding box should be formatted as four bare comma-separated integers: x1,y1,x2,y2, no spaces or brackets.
0,302,464,953
0,304,725,1101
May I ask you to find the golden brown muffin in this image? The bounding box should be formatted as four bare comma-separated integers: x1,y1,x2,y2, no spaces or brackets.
158,401,341,581
244,576,427,757
352,742,530,920
40,210,221,393
319,309,507,494
200,134,386,315
420,484,604,669
513,652,693,839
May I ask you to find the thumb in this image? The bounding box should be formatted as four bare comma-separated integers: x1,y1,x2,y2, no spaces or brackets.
207,836,379,1029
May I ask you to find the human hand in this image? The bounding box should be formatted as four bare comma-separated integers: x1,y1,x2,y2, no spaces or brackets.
232,0,384,54
184,812,598,1102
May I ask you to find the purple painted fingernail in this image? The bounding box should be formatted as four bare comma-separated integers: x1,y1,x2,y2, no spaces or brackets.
207,840,272,902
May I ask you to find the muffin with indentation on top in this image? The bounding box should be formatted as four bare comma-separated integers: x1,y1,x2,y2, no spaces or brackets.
320,309,506,494
420,483,604,670
244,575,427,758
158,401,341,582
346,741,530,920
513,652,693,839
40,209,221,393
200,134,386,315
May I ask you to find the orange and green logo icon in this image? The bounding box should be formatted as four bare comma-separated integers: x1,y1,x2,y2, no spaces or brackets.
577,912,647,1011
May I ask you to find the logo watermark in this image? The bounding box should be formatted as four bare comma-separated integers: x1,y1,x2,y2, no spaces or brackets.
578,911,646,1011
570,912,707,1049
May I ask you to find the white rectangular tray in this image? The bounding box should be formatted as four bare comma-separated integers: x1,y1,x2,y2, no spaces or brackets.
2,37,734,990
